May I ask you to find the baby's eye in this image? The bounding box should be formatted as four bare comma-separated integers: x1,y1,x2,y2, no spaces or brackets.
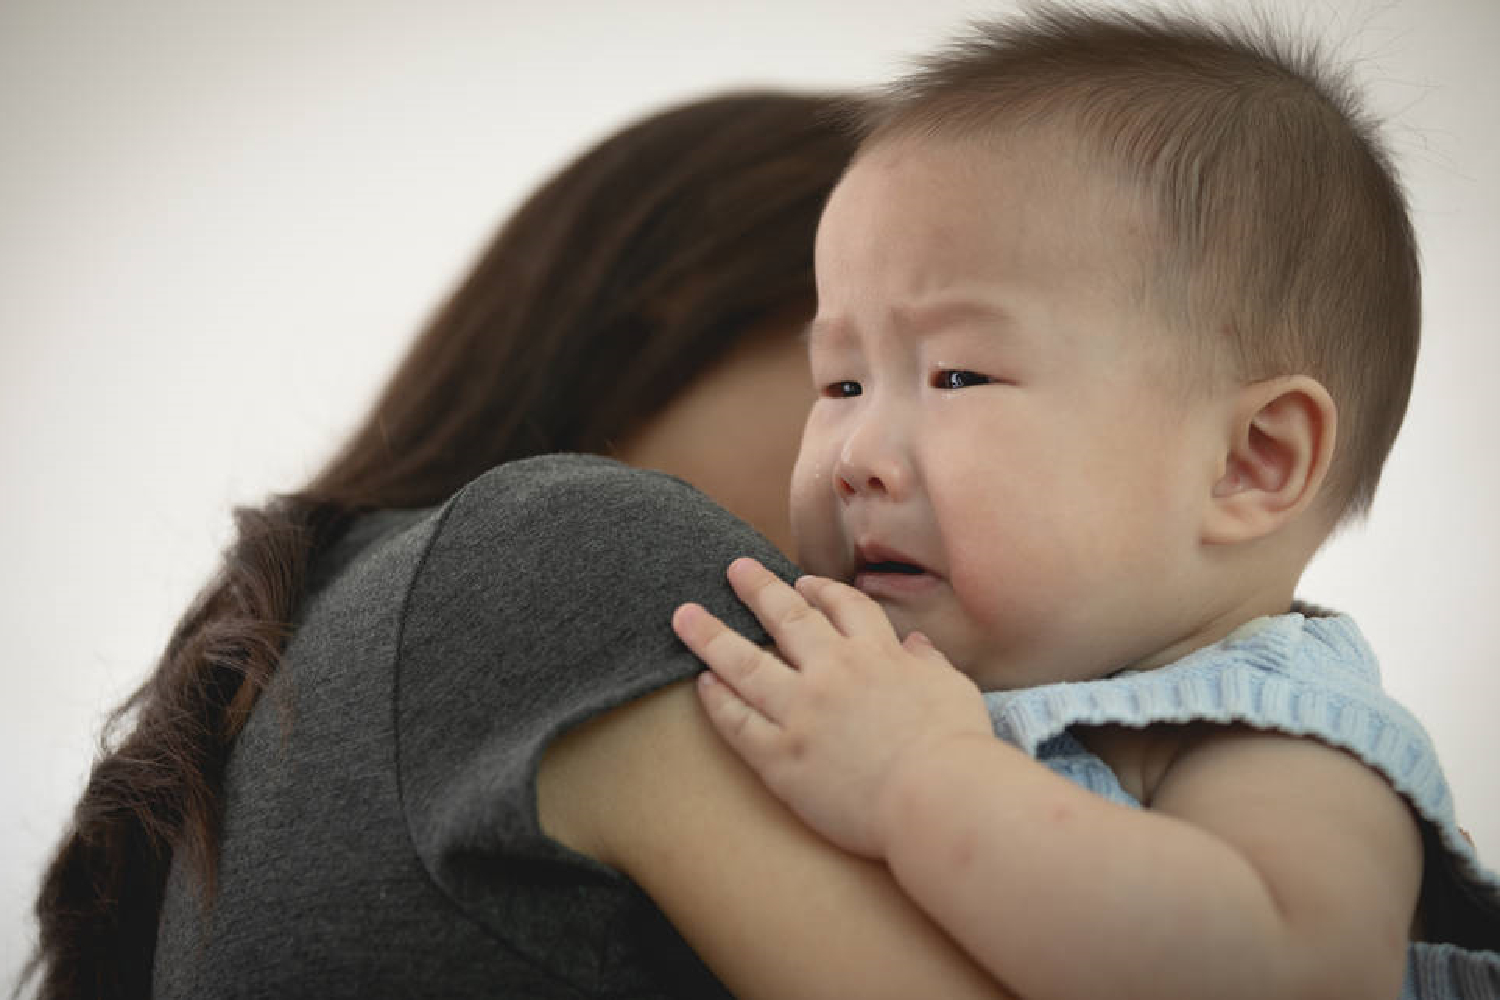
934,369,994,390
823,380,863,398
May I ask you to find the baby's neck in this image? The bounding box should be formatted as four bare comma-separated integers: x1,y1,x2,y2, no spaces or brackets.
1125,585,1301,675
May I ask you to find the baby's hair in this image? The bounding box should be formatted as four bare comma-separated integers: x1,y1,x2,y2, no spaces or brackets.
858,3,1420,523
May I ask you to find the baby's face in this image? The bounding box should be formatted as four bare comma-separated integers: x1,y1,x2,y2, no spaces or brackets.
791,135,1229,690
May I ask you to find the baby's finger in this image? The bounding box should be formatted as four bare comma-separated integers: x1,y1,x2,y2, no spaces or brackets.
725,557,839,657
695,670,785,771
796,574,898,642
902,629,951,665
672,602,796,721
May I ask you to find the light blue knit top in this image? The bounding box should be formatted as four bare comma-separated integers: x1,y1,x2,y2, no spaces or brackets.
982,610,1500,999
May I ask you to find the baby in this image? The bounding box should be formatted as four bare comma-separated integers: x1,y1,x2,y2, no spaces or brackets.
672,7,1500,999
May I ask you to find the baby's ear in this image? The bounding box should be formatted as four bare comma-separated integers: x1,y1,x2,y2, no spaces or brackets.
1202,376,1337,546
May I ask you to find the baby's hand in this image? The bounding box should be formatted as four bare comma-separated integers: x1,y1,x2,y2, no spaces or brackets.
672,557,992,859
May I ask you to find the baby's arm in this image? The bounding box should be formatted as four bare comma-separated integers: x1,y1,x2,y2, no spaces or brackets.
673,558,1423,1000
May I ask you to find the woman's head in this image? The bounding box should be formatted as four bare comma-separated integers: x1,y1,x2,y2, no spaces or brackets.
314,90,859,535
27,90,855,1000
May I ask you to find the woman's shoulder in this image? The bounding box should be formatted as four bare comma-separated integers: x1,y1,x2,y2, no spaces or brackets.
312,456,670,593
392,453,796,938
433,453,795,591
452,453,744,539
462,452,684,499
394,449,798,777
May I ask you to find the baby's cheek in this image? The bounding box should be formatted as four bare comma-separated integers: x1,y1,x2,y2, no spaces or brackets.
788,465,840,572
945,547,1060,657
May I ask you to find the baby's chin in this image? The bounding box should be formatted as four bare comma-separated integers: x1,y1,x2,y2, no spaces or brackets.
880,605,967,660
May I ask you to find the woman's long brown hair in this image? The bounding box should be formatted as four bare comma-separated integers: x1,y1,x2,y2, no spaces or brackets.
26,90,857,999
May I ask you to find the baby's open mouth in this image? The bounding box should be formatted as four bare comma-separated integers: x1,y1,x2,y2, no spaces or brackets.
852,553,939,600
852,543,937,596
861,560,926,575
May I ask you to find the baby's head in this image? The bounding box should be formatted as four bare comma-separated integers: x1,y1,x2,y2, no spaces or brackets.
791,6,1420,690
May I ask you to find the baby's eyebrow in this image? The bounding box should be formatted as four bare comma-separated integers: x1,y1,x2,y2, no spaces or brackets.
805,298,1014,347
896,296,1016,337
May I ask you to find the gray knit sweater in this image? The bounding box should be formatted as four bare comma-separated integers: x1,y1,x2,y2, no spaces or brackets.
154,455,797,998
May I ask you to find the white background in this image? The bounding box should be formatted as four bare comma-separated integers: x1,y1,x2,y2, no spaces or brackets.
2,0,1496,980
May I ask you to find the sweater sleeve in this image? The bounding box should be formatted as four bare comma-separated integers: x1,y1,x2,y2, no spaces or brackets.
393,454,798,949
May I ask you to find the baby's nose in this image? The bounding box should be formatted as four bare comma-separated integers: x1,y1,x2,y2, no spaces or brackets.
835,468,891,498
833,421,909,501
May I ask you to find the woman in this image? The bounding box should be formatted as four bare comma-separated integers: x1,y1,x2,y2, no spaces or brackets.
30,91,1010,999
